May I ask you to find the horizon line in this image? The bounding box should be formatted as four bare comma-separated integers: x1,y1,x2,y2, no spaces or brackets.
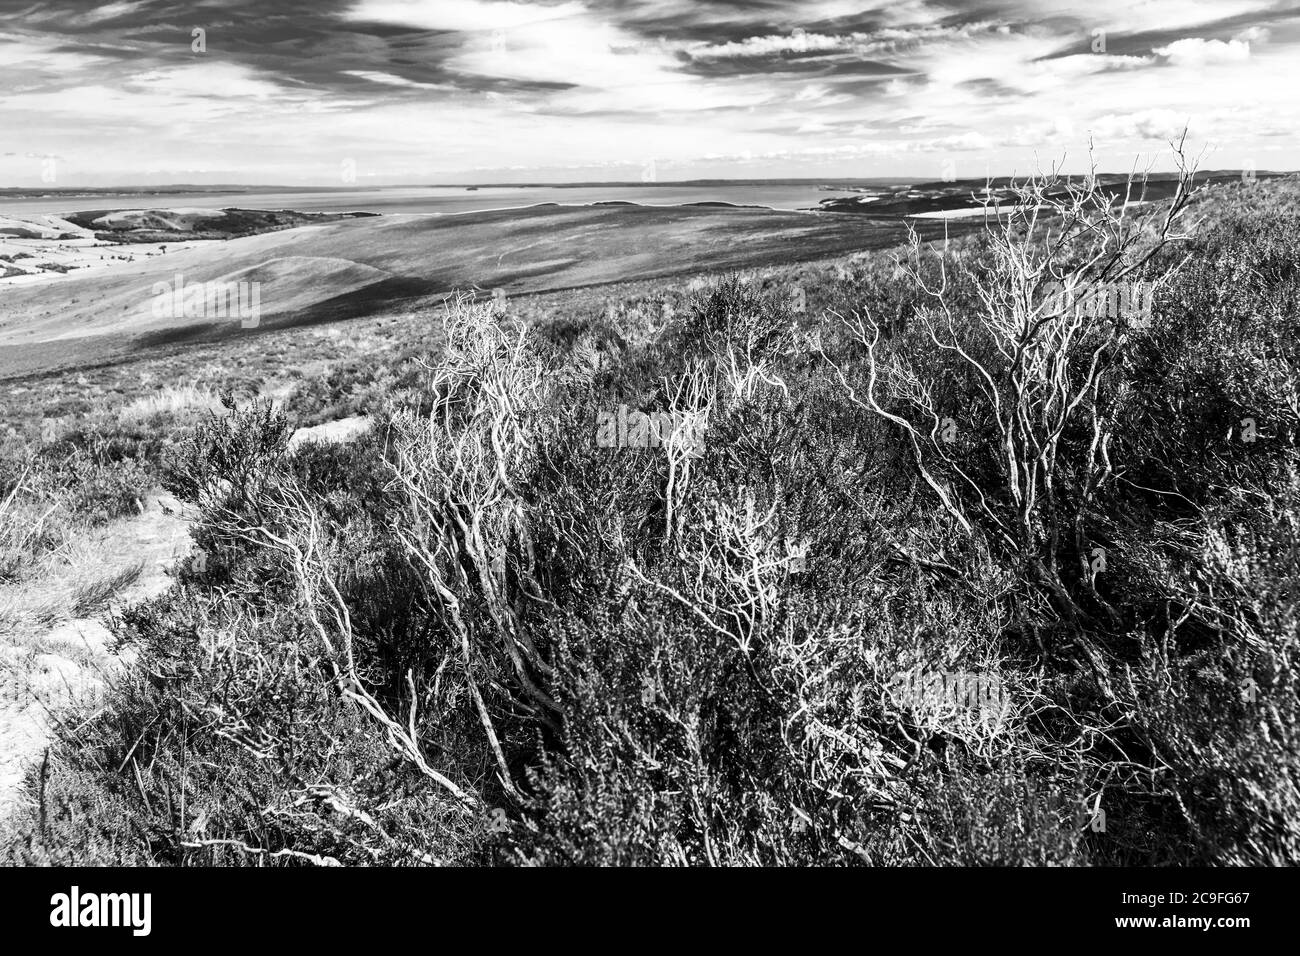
2,168,1292,194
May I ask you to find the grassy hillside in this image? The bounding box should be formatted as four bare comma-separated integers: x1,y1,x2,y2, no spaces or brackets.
1,171,1297,866
0,203,963,380
61,207,375,243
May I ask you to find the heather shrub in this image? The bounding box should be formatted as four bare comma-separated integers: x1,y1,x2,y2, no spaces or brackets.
7,173,1299,868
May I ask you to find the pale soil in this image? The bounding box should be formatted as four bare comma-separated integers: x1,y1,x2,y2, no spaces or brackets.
288,415,373,449
0,490,194,813
0,417,372,812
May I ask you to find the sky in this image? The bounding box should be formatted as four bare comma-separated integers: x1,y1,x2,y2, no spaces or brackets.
1,0,1297,186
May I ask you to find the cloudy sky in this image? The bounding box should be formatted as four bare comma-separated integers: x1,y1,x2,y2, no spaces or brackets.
1,0,1297,186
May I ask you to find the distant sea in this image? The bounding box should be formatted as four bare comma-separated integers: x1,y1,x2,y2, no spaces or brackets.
1,184,848,219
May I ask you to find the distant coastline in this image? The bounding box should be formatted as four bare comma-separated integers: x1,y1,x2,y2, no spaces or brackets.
0,168,1281,200
3,169,1290,286
0,178,916,199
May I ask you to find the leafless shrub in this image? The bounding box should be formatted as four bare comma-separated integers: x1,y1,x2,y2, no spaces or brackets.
823,141,1197,639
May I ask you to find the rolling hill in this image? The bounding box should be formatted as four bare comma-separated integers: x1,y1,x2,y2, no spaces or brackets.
0,202,963,379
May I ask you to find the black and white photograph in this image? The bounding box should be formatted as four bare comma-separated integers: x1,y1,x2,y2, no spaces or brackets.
0,0,1295,934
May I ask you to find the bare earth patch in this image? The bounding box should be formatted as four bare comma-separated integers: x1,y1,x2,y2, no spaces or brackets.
0,490,194,813
288,415,373,450
0,416,374,812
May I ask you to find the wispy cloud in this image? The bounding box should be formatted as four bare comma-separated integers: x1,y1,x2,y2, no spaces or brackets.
0,0,1295,185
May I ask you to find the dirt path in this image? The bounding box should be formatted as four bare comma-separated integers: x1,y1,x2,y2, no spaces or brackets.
0,489,194,813
0,418,372,813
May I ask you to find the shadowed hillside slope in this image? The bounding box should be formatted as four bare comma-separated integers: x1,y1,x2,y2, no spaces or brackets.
0,203,962,379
